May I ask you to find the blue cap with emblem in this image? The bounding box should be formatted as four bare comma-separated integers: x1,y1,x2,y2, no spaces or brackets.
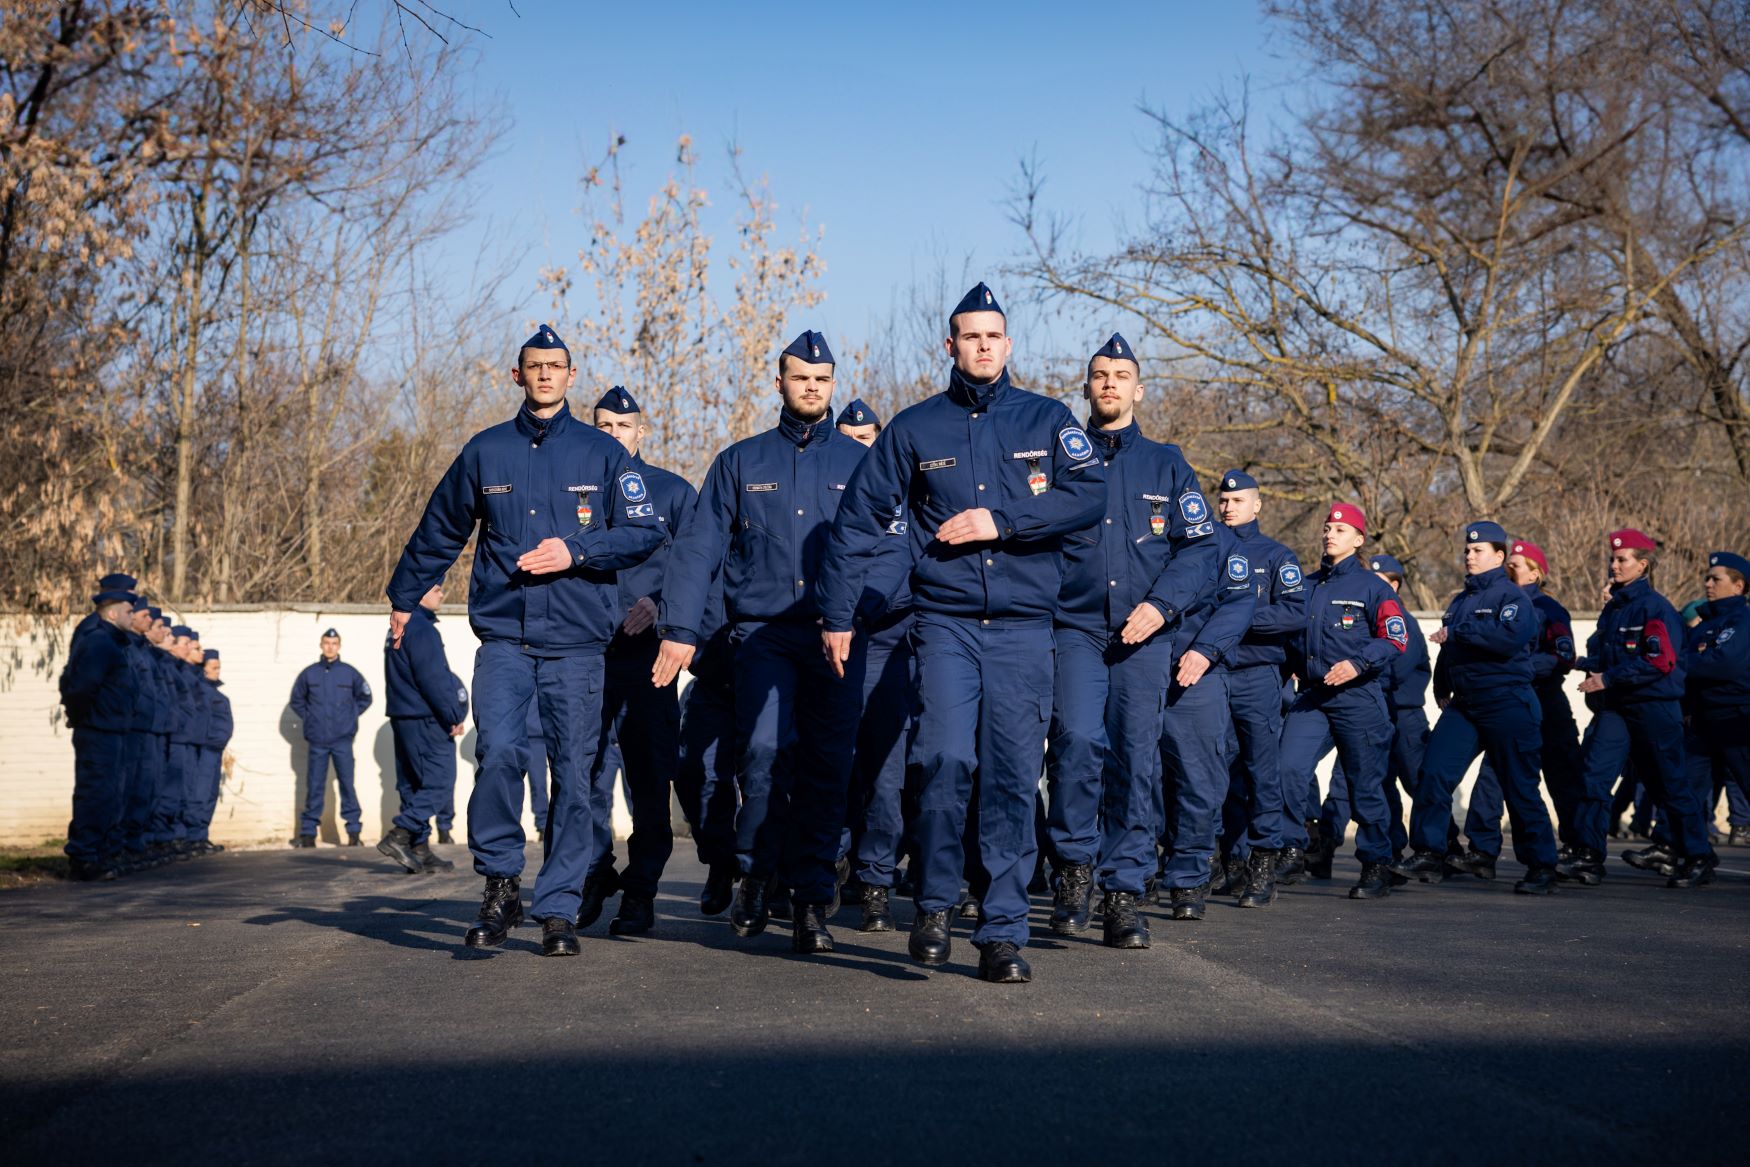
1709,550,1750,578
781,329,834,367
835,398,880,428
98,572,137,592
322,627,340,638
1464,520,1509,545
129,595,150,612
1089,331,1136,366
171,624,195,639
520,323,569,357
203,648,219,661
594,386,639,415
1369,553,1405,576
949,282,1003,327
146,606,163,622
1218,469,1258,493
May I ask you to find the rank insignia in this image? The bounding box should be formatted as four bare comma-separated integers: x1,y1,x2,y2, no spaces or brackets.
1150,513,1166,536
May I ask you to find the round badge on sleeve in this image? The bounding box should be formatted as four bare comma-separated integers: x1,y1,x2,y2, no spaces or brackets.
619,471,647,503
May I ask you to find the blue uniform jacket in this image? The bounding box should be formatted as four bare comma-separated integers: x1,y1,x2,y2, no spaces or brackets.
1682,594,1750,719
145,649,179,735
612,455,698,651
1225,520,1308,669
290,659,372,744
1523,583,1577,685
1054,420,1217,638
1383,608,1431,713
169,659,208,746
660,411,870,644
1290,554,1411,693
1576,577,1686,705
1431,566,1539,703
125,633,162,732
59,622,133,731
199,678,234,751
386,401,665,655
688,569,735,689
1177,523,1258,667
384,607,468,725
818,367,1107,629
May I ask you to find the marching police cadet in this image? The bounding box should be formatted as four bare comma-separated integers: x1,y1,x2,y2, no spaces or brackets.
1309,553,1429,877
670,572,741,915
289,628,373,847
387,324,664,956
818,282,1107,984
1562,529,1718,888
1393,522,1560,894
378,583,468,875
165,625,209,856
1277,504,1410,899
1042,333,1217,946
189,648,233,852
836,398,881,446
577,385,699,937
142,610,181,859
1157,521,1255,916
1210,470,1307,893
1672,551,1750,863
655,329,875,956
58,585,139,881
1456,540,1583,871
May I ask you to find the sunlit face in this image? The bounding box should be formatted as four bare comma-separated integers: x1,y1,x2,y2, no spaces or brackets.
99,601,132,629
776,357,835,423
946,311,1011,383
1464,542,1506,576
1218,489,1261,527
203,658,221,682
512,348,576,409
837,422,879,447
419,585,444,612
1505,554,1541,587
1704,566,1746,601
148,621,169,646
594,410,645,456
129,607,153,634
320,634,340,662
1083,356,1142,429
1609,548,1648,585
1323,521,1364,562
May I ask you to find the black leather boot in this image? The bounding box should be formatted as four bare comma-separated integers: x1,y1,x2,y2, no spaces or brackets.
412,840,454,872
1667,855,1718,888
464,876,522,947
1445,849,1497,880
1275,845,1306,885
1390,849,1448,883
1169,883,1206,921
1514,865,1558,895
67,857,118,882
977,941,1032,983
828,856,851,916
768,882,793,923
1348,863,1393,899
1622,844,1676,876
575,866,622,929
1555,847,1606,885
609,892,656,935
290,835,315,849
958,895,982,922
1306,839,1335,880
791,903,836,954
859,885,896,933
731,874,771,938
346,833,362,847
1049,861,1094,935
700,863,736,915
909,908,952,966
540,916,580,957
1237,849,1278,908
375,827,424,872
1101,891,1151,949
437,829,454,844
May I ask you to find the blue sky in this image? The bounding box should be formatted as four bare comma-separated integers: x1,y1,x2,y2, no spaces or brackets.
439,0,1281,360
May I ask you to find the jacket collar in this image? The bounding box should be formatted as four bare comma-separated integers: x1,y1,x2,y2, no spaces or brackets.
514,400,573,443
1088,418,1141,458
777,408,828,448
1464,565,1507,593
947,365,1010,411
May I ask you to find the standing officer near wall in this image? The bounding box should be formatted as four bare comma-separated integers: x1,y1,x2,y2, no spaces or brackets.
379,584,468,875
189,648,233,852
58,585,139,881
290,629,372,847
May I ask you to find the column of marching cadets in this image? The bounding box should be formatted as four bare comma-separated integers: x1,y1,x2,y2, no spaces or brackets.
58,284,1750,983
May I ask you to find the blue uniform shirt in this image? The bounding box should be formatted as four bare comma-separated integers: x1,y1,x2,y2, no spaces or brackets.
200,677,234,751
386,400,665,655
1383,607,1432,712
1431,566,1539,703
59,622,133,731
384,607,468,725
169,659,209,746
612,454,698,647
1178,523,1259,666
145,649,179,735
660,410,871,644
124,632,161,732
1291,554,1411,692
1682,594,1750,718
1054,420,1217,637
290,659,372,744
1576,577,1686,705
819,367,1107,629
1522,582,1577,684
1224,519,1308,669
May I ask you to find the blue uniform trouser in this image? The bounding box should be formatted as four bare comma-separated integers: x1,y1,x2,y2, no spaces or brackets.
910,613,1051,948
1045,626,1110,868
1085,634,1176,894
1324,705,1425,856
1688,716,1750,833
299,737,361,837
148,734,181,845
731,619,864,905
1574,700,1713,859
469,641,606,921
391,716,456,845
674,673,738,867
1280,686,1396,864
1221,664,1289,859
585,641,680,898
186,746,223,842
169,742,202,841
66,727,127,863
522,700,549,829
1159,670,1232,889
849,616,916,889
1466,682,1583,854
1410,690,1557,869
113,732,148,854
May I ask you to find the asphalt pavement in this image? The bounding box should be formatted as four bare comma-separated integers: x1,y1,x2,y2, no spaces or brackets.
2,844,1745,1165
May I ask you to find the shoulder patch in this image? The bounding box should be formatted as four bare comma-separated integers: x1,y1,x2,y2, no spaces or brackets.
1721,627,1736,644
1226,554,1251,582
1184,521,1215,538
1500,602,1519,622
1385,615,1408,641
618,471,647,503
626,502,655,518
1058,428,1094,462
1178,491,1209,524
1277,562,1302,589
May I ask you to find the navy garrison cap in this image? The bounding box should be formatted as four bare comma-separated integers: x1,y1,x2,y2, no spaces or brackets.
1709,550,1750,578
1218,469,1259,493
594,386,639,415
1090,332,1136,365
781,330,834,367
520,323,569,356
1464,520,1509,545
1369,554,1405,576
950,282,1003,324
93,588,136,606
129,596,149,611
98,572,137,591
836,399,880,428
170,624,194,639
146,606,163,622
203,648,219,661
321,627,340,638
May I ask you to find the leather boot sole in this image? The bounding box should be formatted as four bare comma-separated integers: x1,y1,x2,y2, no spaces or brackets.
465,903,522,948
376,838,425,874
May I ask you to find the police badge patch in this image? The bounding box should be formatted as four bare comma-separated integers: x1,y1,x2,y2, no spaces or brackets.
1150,514,1166,536
1179,492,1209,523
1227,555,1250,581
1721,628,1736,644
1386,615,1407,641
1278,562,1302,588
619,471,647,503
1059,428,1094,462
577,496,593,528
1501,603,1519,622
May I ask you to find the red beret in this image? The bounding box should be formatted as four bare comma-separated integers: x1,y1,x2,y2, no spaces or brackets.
1608,528,1656,552
1325,503,1367,535
1511,540,1550,578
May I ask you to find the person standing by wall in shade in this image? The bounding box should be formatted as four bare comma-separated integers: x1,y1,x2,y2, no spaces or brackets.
290,628,373,847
